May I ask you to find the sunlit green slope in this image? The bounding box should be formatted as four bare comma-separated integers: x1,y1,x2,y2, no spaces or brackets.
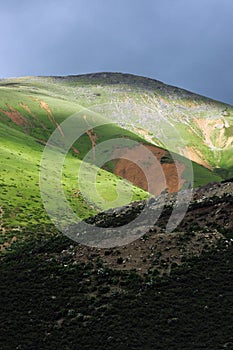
0,73,229,248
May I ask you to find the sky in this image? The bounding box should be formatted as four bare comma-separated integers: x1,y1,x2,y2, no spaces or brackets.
0,0,233,104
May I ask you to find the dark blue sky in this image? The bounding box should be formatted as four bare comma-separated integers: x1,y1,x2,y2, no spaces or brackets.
1,0,233,104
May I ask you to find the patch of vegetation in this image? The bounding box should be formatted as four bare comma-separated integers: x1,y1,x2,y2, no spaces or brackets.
0,234,232,350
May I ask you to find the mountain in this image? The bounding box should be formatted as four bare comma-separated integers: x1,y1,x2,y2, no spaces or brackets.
1,72,232,245
1,73,233,349
69,72,233,177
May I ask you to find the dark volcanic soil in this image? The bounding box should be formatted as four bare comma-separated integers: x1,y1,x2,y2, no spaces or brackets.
0,180,233,350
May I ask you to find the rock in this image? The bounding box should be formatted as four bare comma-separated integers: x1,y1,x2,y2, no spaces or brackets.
67,309,76,317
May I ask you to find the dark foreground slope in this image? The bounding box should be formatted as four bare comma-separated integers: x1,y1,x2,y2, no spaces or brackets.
0,242,233,350
0,181,233,350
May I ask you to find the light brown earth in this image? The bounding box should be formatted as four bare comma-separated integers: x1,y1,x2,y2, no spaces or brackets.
186,146,212,170
0,104,29,127
195,117,233,150
112,144,186,195
32,97,64,137
83,115,98,160
19,102,48,130
71,146,80,155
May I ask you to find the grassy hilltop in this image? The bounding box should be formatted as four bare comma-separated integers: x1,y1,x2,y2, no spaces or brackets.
0,72,232,246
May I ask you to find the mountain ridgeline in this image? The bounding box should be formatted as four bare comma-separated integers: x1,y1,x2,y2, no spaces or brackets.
0,72,233,239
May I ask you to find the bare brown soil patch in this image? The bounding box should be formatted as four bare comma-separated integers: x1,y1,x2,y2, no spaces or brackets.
195,117,233,150
83,115,98,160
19,102,48,130
32,97,64,137
133,126,155,143
0,235,17,253
113,144,186,195
0,104,29,127
71,146,80,155
187,146,212,170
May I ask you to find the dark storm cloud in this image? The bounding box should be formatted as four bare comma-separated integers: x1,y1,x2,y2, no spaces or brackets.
0,0,232,104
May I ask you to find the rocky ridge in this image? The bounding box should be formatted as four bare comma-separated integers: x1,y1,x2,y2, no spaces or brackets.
60,179,233,276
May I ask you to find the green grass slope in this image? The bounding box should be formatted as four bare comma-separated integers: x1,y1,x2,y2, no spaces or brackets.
0,120,149,245
0,73,227,247
38,72,233,177
0,79,148,235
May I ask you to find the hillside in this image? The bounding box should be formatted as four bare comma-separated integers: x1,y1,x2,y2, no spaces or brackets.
0,179,233,349
1,72,231,245
61,72,233,176
2,73,233,177
1,73,233,349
